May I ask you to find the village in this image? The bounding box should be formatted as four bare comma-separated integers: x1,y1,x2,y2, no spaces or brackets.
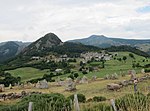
31,51,113,63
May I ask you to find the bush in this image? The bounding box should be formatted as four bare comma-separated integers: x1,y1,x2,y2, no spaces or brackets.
93,96,106,102
68,94,86,103
64,68,71,74
145,68,150,73
74,73,79,78
89,67,94,72
0,93,71,111
115,93,150,111
129,53,135,59
68,74,74,80
82,71,88,75
82,103,113,111
0,72,21,87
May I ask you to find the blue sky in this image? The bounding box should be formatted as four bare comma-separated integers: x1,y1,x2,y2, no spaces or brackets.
0,0,150,42
138,5,150,13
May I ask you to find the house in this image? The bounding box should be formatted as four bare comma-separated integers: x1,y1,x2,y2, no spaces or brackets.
31,56,40,60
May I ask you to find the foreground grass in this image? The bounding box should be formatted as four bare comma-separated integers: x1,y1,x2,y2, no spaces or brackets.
2,73,150,99
0,72,150,111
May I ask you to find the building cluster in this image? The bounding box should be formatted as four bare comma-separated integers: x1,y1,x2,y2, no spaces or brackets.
30,52,113,63
80,52,112,62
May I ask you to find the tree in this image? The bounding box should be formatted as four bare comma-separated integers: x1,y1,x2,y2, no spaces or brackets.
117,58,122,62
129,53,135,59
82,70,88,75
43,74,52,82
80,61,84,66
64,68,71,74
123,56,127,63
102,60,105,68
89,67,94,72
68,74,74,80
74,73,79,78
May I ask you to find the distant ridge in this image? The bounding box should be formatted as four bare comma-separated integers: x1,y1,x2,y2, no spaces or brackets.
68,35,150,54
0,41,30,62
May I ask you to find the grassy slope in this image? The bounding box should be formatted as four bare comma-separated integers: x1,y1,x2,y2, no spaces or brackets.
7,67,49,81
59,52,149,79
6,52,149,81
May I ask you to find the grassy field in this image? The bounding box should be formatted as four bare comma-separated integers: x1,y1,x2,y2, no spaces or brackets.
59,52,149,79
1,73,150,105
7,67,49,81
6,52,150,82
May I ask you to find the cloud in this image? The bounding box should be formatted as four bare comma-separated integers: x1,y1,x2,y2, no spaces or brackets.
0,0,150,42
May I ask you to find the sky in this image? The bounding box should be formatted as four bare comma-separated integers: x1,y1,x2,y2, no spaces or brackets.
0,0,150,42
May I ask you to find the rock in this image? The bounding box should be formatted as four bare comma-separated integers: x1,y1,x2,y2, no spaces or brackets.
111,73,118,79
141,69,145,74
56,81,65,86
55,77,65,86
0,84,5,92
104,74,110,79
36,79,49,89
128,70,136,80
107,83,122,91
91,75,97,81
75,77,82,84
80,76,88,84
119,80,129,86
9,84,12,89
65,78,76,91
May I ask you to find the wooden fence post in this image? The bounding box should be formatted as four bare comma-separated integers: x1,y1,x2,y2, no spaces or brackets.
110,99,117,111
28,102,33,111
74,94,80,111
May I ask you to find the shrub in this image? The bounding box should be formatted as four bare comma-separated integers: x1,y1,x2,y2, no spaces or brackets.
0,93,71,111
89,67,94,72
93,96,106,102
129,53,135,59
64,68,71,74
68,74,74,80
0,72,21,87
145,68,150,73
115,93,150,111
82,71,88,75
74,73,79,78
68,94,86,103
82,103,113,111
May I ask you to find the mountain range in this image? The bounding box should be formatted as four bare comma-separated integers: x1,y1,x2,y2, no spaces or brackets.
0,41,30,62
68,35,150,54
0,33,149,63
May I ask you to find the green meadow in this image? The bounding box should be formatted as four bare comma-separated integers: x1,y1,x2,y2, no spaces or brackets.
7,52,149,82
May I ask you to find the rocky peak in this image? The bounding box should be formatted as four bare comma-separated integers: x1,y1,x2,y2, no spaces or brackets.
21,33,63,56
34,33,63,49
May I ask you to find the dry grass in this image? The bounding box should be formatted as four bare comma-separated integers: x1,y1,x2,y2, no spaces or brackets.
1,73,150,105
